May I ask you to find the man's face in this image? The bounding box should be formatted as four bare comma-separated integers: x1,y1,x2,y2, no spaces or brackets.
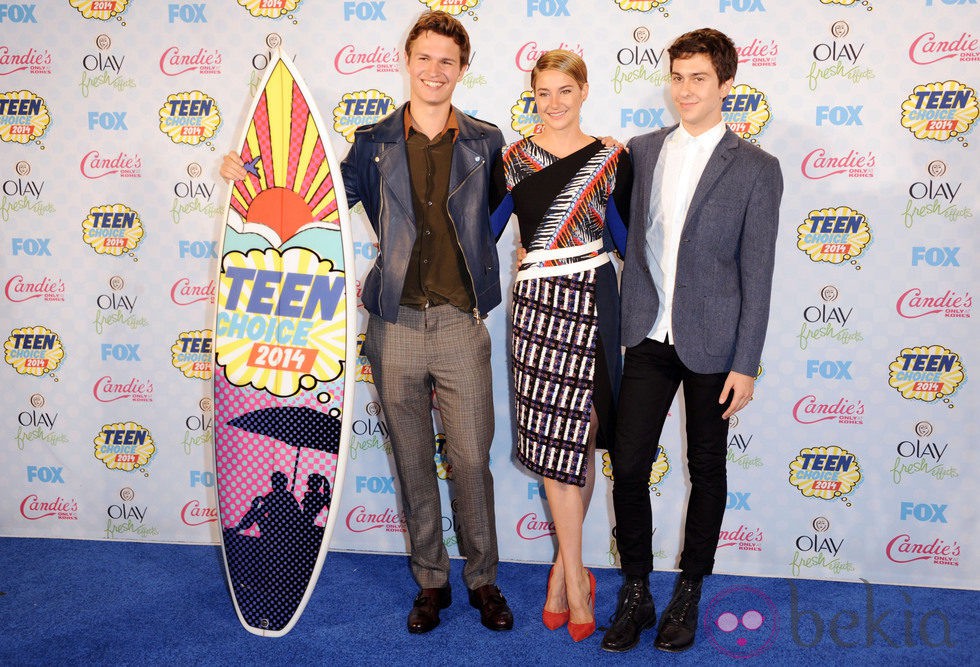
669,52,732,136
405,31,467,109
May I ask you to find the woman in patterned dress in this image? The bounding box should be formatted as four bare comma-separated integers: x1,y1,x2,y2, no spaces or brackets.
491,50,631,641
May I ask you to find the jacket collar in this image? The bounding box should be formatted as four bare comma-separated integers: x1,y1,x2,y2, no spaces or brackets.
368,103,486,143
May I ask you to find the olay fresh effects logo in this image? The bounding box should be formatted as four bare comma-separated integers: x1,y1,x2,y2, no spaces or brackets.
902,160,971,229
181,499,218,526
332,90,395,143
158,90,221,147
516,512,556,540
792,395,865,425
891,421,958,485
82,203,144,257
801,148,876,179
94,276,148,335
901,80,978,144
886,534,960,567
105,487,159,540
92,376,154,403
0,90,49,146
722,84,771,141
181,398,213,456
334,44,399,75
171,162,220,224
1,161,54,221
14,393,67,451
93,422,155,472
888,345,965,405
79,35,136,99
791,516,855,578
736,38,778,67
727,415,763,471
806,21,874,91
797,286,863,350
170,277,216,306
511,90,542,138
20,494,78,521
610,0,672,16
159,46,223,76
344,505,406,533
515,41,585,73
788,446,862,501
69,0,131,20
80,151,142,179
4,325,64,378
611,28,669,95
896,288,972,319
236,0,301,19
5,274,65,303
909,32,980,65
797,206,872,268
171,330,213,380
0,46,51,75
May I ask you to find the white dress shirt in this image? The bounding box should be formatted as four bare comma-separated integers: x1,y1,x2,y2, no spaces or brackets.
646,120,727,343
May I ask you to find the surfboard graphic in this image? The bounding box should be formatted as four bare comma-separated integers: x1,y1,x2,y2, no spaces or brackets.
212,49,355,637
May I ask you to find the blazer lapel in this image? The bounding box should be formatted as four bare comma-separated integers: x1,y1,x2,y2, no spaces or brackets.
684,129,739,225
633,129,669,231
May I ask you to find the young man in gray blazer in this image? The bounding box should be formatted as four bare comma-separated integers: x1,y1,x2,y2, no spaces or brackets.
601,28,783,654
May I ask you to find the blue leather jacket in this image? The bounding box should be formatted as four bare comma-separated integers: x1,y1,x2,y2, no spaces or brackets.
340,104,506,323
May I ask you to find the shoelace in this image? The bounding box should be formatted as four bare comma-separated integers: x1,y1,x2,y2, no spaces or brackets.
608,580,646,625
665,583,698,623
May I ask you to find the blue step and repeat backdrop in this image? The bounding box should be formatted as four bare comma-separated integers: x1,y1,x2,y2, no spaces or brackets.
1,0,977,589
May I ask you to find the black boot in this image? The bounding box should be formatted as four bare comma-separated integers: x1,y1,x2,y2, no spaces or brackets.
654,576,702,652
600,575,656,653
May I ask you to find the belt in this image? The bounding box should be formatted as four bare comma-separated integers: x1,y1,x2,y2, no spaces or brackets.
515,239,610,282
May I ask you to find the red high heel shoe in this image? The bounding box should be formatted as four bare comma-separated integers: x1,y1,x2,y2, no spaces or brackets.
542,566,570,630
567,569,596,642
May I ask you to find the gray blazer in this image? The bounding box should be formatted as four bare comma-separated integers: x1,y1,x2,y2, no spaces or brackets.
620,125,783,376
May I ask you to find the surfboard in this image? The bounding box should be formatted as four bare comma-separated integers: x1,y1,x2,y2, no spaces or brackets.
212,48,355,637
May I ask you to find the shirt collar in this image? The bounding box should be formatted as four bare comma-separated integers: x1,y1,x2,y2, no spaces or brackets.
404,104,459,142
671,120,727,151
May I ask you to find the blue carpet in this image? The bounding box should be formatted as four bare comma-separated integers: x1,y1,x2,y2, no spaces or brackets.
0,537,975,665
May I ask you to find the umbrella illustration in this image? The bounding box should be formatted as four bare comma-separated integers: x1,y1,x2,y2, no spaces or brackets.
228,405,342,492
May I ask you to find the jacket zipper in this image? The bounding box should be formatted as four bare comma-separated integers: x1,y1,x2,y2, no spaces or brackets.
376,172,385,319
447,153,482,321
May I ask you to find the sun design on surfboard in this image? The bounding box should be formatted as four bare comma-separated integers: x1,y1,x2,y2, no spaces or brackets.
227,57,340,247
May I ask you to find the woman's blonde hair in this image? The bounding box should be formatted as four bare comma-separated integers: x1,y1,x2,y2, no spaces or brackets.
531,50,588,89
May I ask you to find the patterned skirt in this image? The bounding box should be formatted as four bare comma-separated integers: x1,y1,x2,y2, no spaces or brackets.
512,268,597,487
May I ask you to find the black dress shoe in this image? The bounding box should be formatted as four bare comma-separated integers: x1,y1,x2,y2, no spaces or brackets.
654,576,703,652
467,584,514,631
407,585,452,634
601,576,656,652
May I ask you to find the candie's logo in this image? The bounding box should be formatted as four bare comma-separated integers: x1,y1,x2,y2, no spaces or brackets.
511,90,542,138
82,203,144,256
332,90,395,143
345,505,407,533
901,81,978,144
92,376,154,403
159,47,223,76
80,150,142,179
170,278,216,306
737,39,778,67
789,446,862,501
723,84,771,141
516,42,585,73
792,395,864,425
181,499,218,526
19,495,78,521
909,32,980,65
886,534,960,566
801,148,876,179
94,421,155,472
797,206,871,268
0,47,52,76
888,345,965,404
896,289,972,319
334,45,399,75
5,275,65,303
420,0,481,15
612,0,672,14
4,326,65,377
516,512,557,540
172,330,213,380
0,91,50,145
158,91,221,146
69,0,132,20
216,247,346,398
236,0,301,19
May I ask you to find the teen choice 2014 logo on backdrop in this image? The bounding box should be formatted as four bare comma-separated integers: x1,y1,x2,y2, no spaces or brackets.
420,0,482,15
216,247,347,398
4,326,65,378
888,344,965,405
797,206,872,268
901,81,978,145
511,90,542,138
819,0,873,7
612,0,673,15
332,90,396,143
93,421,155,472
236,0,303,19
171,330,213,380
723,84,771,142
81,203,145,257
0,91,51,146
158,91,221,147
789,446,862,502
69,0,132,21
